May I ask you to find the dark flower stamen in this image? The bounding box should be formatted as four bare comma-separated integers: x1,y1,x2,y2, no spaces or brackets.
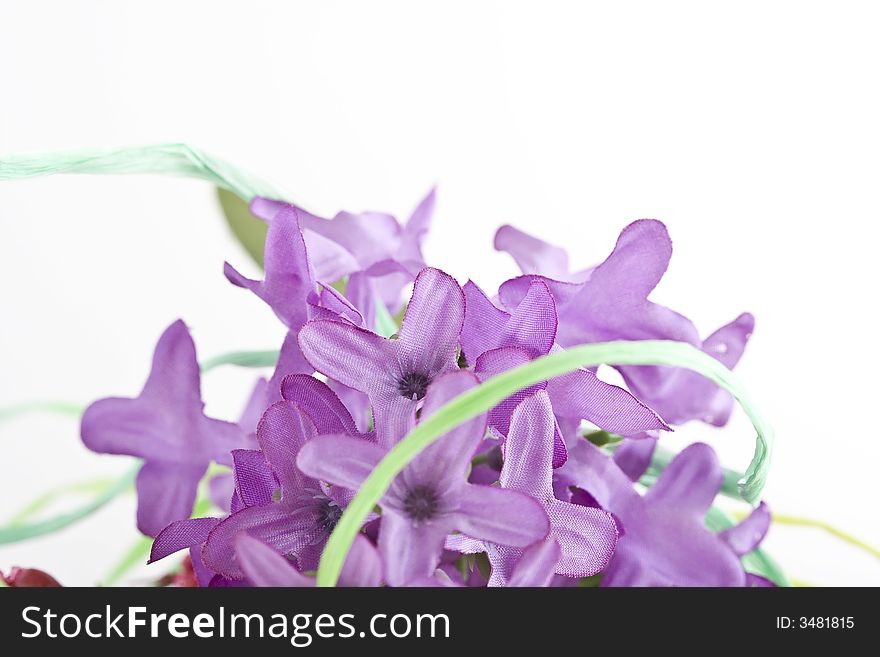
315,495,344,535
397,371,431,400
403,485,440,522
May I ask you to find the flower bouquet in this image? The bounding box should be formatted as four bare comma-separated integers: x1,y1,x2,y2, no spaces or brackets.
0,143,851,589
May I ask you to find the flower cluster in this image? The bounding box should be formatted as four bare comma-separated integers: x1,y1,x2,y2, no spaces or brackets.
81,192,770,587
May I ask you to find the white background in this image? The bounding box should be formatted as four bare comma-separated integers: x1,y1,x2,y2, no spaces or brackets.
1,1,878,586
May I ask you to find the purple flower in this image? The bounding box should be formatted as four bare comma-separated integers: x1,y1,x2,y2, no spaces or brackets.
560,440,770,586
497,220,754,426
298,267,465,447
199,376,371,580
81,320,246,536
235,533,383,587
251,190,434,327
463,280,668,468
224,205,367,399
448,392,618,586
297,371,550,586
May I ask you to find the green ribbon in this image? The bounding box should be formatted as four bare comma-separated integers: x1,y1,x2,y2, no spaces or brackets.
0,143,281,201
0,462,140,544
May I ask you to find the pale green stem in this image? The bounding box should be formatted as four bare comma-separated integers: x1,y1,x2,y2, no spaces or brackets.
732,511,880,561
316,339,773,586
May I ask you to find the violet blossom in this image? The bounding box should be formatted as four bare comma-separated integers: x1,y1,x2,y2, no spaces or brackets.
298,267,465,447
447,392,619,586
81,320,246,536
296,371,550,586
462,278,669,467
250,190,434,328
560,439,771,586
497,220,754,427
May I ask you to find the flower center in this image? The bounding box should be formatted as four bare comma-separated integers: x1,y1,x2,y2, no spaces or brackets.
403,485,440,522
315,495,343,535
397,371,431,400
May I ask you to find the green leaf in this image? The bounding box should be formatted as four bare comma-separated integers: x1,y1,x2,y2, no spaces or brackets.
316,339,774,586
0,462,140,544
6,477,119,526
0,143,281,201
216,187,269,268
0,400,85,423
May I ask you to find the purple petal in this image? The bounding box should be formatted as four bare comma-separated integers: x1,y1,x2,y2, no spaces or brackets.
584,219,672,305
372,394,417,448
299,208,401,272
81,320,243,463
720,502,771,556
547,500,618,577
202,503,320,579
298,319,395,398
135,460,206,537
149,517,221,563
338,535,383,587
296,434,385,492
81,396,177,460
396,188,434,265
500,392,556,499
327,379,372,434
249,197,286,221
460,280,511,361
559,441,640,513
643,443,722,517
232,449,278,508
280,374,360,437
498,275,583,316
140,320,203,409
502,280,557,355
507,538,562,587
256,401,319,494
399,371,485,491
494,225,571,280
456,485,549,547
474,346,546,437
395,268,465,375
224,206,313,329
234,534,313,587
378,511,455,587
344,272,378,331
612,435,658,481
266,331,314,403
547,367,669,436
629,312,755,426
746,573,776,587
308,284,364,326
